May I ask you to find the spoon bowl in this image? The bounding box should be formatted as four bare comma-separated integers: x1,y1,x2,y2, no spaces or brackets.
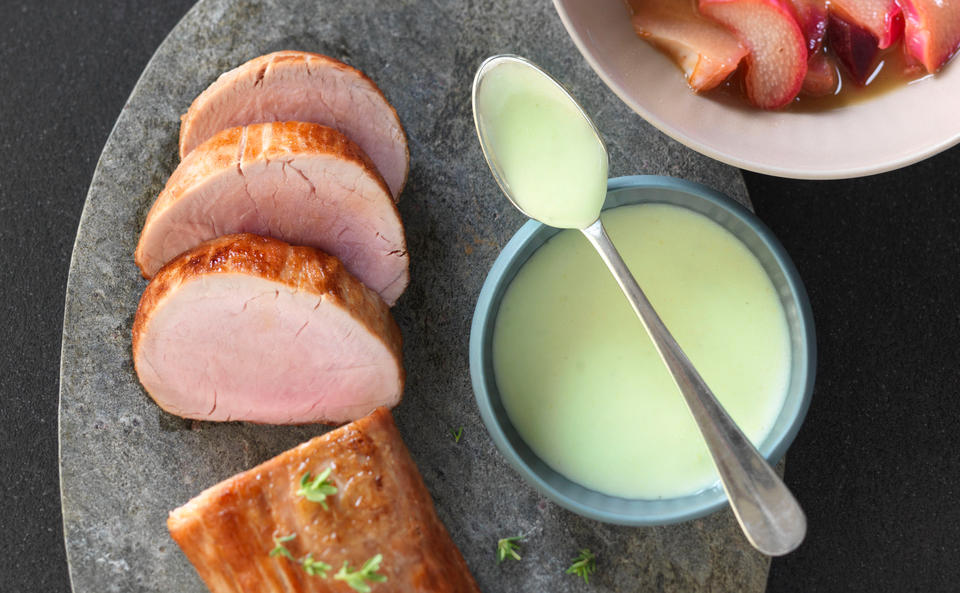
472,54,608,230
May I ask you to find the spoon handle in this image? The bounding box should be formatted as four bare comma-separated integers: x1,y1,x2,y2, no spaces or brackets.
580,219,806,556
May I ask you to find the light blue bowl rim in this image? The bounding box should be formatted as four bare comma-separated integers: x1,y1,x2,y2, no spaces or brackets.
469,174,816,526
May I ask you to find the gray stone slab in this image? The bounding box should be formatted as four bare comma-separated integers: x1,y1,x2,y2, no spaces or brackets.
58,1,768,592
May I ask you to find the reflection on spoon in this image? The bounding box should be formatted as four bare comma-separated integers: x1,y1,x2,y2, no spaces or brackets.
472,54,806,556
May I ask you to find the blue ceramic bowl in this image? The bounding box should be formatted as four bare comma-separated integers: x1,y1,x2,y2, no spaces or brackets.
470,175,816,525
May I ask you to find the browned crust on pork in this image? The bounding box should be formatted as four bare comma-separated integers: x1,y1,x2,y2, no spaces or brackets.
178,50,410,195
132,233,404,395
134,121,400,279
167,407,481,593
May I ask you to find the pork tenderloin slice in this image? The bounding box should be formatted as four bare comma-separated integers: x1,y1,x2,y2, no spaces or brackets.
179,50,409,199
167,407,481,593
136,122,408,306
132,233,403,425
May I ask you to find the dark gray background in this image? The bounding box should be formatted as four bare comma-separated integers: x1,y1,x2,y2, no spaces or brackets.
2,1,958,592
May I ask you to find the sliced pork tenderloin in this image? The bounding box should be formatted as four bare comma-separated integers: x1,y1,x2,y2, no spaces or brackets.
136,121,409,306
132,233,404,425
179,50,409,199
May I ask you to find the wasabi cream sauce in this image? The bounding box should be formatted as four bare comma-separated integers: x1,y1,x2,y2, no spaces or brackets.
492,203,791,500
475,60,608,229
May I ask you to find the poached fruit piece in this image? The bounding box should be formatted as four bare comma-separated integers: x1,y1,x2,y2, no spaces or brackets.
827,0,904,84
899,0,960,73
828,13,884,84
632,0,748,91
830,0,904,49
789,0,829,53
699,0,808,108
789,0,839,95
802,51,840,95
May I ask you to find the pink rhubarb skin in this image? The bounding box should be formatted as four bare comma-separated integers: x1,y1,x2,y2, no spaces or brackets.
899,0,960,73
631,0,748,91
699,0,808,108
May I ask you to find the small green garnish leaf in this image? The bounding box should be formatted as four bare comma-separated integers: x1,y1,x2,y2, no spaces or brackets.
297,468,338,509
269,533,296,560
450,426,464,443
565,548,596,583
496,535,523,564
334,554,387,592
300,553,332,577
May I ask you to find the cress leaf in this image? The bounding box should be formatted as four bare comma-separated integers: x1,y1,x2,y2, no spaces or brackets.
565,548,596,583
296,468,338,509
496,535,523,564
269,533,297,560
300,553,332,577
334,554,387,592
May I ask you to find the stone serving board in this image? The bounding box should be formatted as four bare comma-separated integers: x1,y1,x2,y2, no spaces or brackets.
58,1,773,591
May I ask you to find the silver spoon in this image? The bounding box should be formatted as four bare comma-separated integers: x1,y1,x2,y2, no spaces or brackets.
472,54,806,556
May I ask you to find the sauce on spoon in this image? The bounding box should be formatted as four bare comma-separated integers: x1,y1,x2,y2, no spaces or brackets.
474,60,608,229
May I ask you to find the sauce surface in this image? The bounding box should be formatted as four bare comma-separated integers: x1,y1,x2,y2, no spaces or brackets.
475,61,608,229
493,203,791,499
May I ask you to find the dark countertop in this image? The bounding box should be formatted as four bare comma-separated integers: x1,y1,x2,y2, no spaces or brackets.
2,1,958,592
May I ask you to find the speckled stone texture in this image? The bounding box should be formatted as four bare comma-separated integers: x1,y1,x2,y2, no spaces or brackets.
58,1,769,592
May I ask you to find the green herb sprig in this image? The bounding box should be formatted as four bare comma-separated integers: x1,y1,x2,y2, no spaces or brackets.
334,554,388,593
296,468,338,509
269,533,297,560
496,535,523,563
300,553,332,577
565,548,596,583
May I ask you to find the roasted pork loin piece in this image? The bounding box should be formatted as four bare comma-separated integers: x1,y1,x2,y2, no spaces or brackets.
179,51,409,199
136,121,409,305
168,407,481,593
132,234,404,425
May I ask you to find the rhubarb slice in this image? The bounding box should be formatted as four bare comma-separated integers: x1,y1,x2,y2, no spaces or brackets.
827,0,905,84
632,0,748,91
700,0,808,108
828,13,882,84
801,51,840,95
789,0,837,96
830,0,904,49
899,0,960,73
789,0,829,53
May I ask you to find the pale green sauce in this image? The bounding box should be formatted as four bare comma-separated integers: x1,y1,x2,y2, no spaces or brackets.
475,61,608,229
493,203,791,499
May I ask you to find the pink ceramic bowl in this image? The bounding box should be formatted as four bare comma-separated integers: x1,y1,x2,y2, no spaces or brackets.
553,0,960,179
